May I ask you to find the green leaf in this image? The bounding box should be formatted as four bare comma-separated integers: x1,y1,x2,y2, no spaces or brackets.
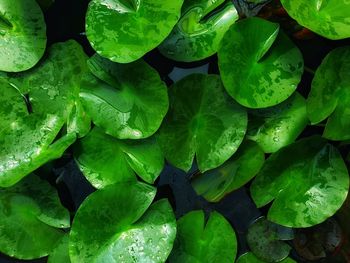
236,252,296,263
0,40,88,187
86,0,184,63
80,54,169,139
168,210,237,263
191,140,265,202
159,0,239,62
74,127,164,188
306,46,350,141
69,182,176,263
218,17,303,108
0,174,68,260
158,74,247,172
250,136,349,228
48,235,71,263
36,0,55,10
281,0,350,40
247,92,308,153
0,0,46,72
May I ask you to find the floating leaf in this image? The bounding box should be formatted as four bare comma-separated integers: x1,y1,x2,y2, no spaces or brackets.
80,54,169,139
48,235,71,263
168,210,237,262
0,0,47,72
69,182,176,263
247,92,308,153
85,0,184,63
307,46,350,141
159,0,239,62
74,127,164,188
251,136,349,228
191,140,264,202
158,74,247,172
218,17,303,108
281,0,350,40
236,252,296,263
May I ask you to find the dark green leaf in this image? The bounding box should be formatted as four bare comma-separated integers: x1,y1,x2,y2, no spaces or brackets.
236,252,296,263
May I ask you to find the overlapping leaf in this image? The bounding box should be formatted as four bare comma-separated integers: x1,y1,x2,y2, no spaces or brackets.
236,253,296,263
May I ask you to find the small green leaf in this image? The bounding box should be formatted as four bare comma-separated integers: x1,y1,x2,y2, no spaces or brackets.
48,235,71,263
307,46,350,141
250,136,349,228
80,54,169,139
236,252,296,263
86,0,184,63
158,74,247,172
218,17,303,108
191,140,265,202
168,210,237,263
159,0,239,62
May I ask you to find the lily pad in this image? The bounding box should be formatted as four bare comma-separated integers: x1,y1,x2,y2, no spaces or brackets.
169,210,237,262
250,136,349,228
247,92,308,153
0,0,47,72
158,74,247,172
159,0,239,62
69,182,176,263
218,17,303,108
236,253,296,263
0,40,88,187
281,0,350,40
48,235,71,263
74,127,164,188
307,46,350,141
85,0,184,63
191,140,265,202
0,174,69,259
80,54,169,139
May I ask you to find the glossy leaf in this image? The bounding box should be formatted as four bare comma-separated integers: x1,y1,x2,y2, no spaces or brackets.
307,46,350,141
80,54,169,139
281,0,350,40
159,0,239,62
48,235,71,263
218,17,303,108
251,136,349,228
236,253,296,263
74,127,164,188
86,0,183,63
0,0,46,72
247,92,308,153
158,74,247,172
191,140,264,202
69,182,176,263
169,210,237,263
0,174,68,259
0,40,88,187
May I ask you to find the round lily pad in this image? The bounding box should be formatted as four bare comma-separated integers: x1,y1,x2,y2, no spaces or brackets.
159,0,239,62
236,253,296,263
307,46,350,141
0,0,47,72
191,140,265,202
168,210,237,263
74,127,164,188
281,0,350,40
218,17,303,108
158,74,247,172
80,54,169,139
69,182,176,263
48,234,70,263
85,0,184,63
250,136,349,228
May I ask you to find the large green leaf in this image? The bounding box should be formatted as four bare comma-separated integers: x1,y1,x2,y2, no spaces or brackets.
191,140,264,202
159,0,238,62
69,182,176,263
0,174,69,260
80,54,169,139
168,210,237,263
218,17,303,108
158,74,247,172
247,92,308,153
281,0,350,40
236,253,296,263
74,127,164,188
250,136,349,228
85,0,184,63
0,0,46,72
48,235,71,263
307,46,350,141
0,40,88,187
